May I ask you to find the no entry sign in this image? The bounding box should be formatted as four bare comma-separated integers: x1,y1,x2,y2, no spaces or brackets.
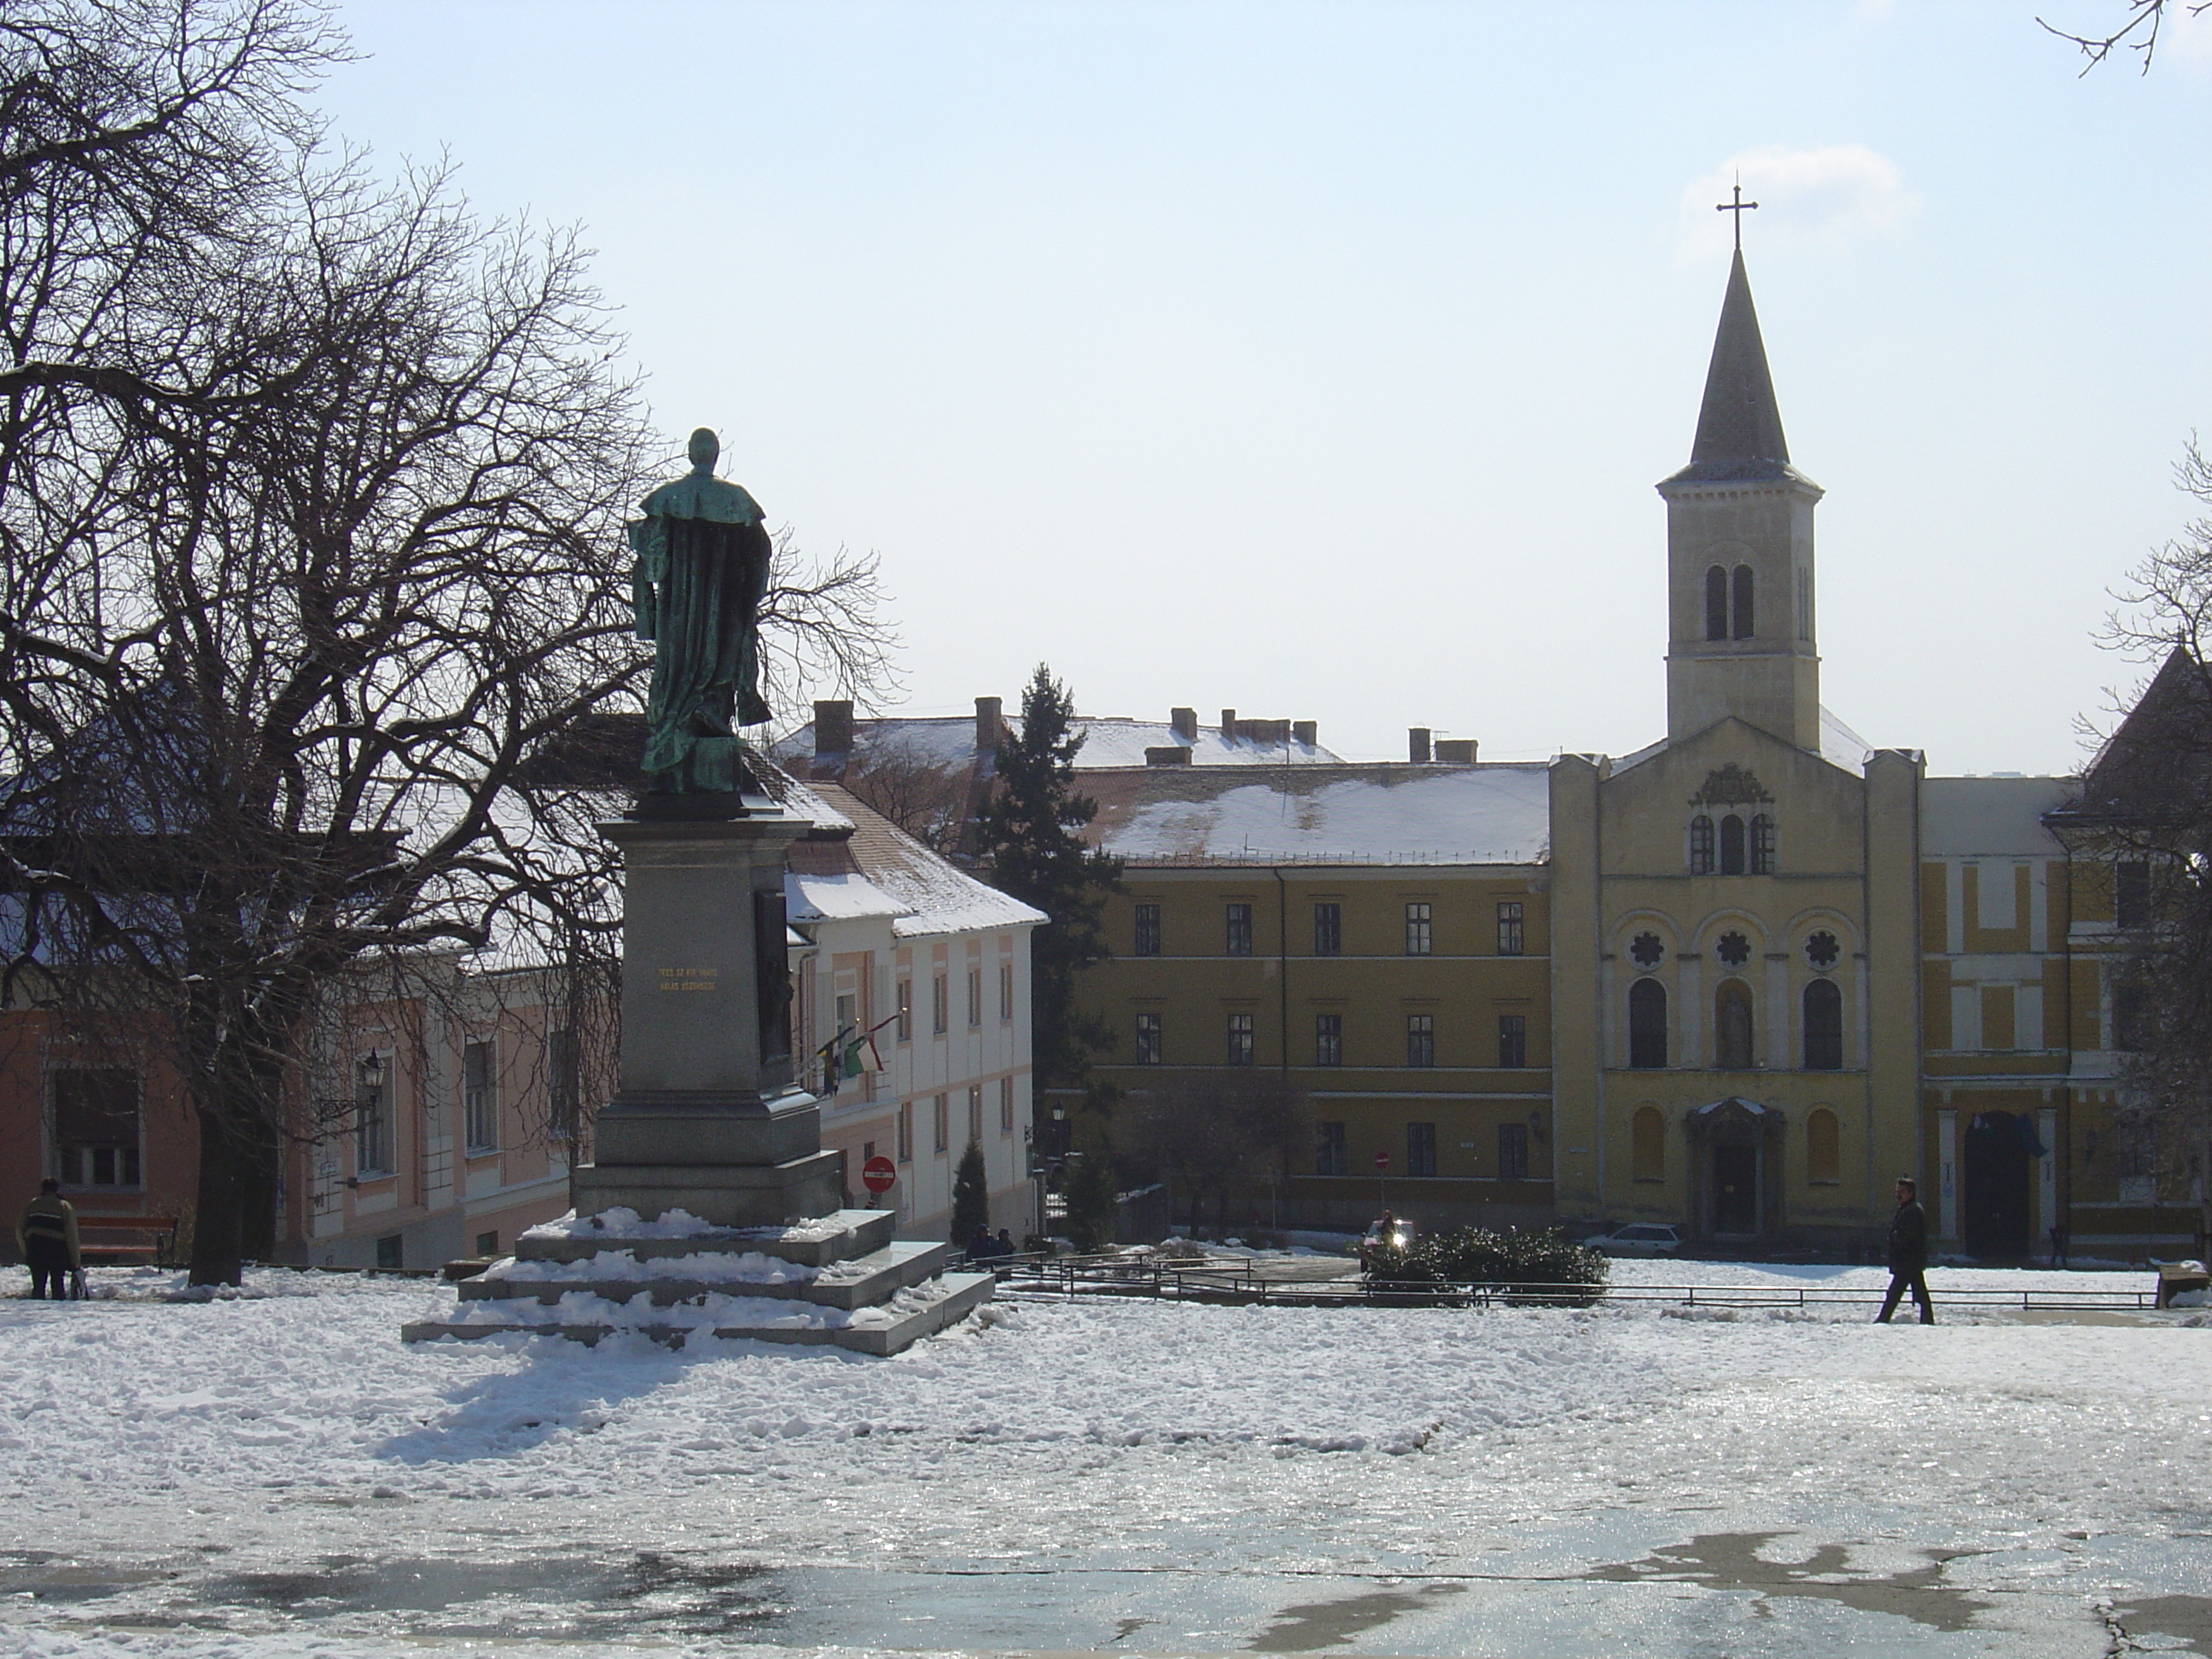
862,1155,897,1195
1374,1152,1389,1172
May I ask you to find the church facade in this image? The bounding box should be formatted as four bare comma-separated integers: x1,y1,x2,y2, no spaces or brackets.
1070,247,2184,1260
1545,247,1927,1251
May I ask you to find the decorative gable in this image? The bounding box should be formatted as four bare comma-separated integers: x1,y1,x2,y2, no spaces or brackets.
1691,763,1773,808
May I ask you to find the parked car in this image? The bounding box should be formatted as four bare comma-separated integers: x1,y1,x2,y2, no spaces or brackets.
1585,1222,1682,1258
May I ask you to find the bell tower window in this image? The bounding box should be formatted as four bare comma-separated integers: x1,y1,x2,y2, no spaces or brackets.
1732,564,1755,639
1705,566,1728,641
1719,814,1747,876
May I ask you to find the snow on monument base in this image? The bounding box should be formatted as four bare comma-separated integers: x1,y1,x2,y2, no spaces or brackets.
402,1206,994,1357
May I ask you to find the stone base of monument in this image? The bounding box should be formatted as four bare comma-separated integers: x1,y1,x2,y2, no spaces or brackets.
400,1207,994,1357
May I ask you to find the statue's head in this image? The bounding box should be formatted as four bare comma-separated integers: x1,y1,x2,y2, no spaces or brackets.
686,428,719,473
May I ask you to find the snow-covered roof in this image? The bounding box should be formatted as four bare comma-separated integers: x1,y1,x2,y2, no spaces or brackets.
1922,776,2073,857
1818,707,1874,773
784,782,1044,940
770,713,1341,774
1083,764,1551,866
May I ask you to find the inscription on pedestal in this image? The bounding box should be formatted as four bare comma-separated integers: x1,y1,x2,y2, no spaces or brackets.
658,968,719,993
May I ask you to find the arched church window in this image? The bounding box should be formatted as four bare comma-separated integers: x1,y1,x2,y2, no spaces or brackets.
1628,979,1668,1069
1719,814,1746,875
1750,814,1776,875
1803,979,1842,1071
1796,575,1811,643
1714,979,1755,1069
1632,1106,1666,1183
1807,1107,1841,1184
1732,564,1755,639
1629,931,1665,969
1689,816,1715,875
1705,565,1728,642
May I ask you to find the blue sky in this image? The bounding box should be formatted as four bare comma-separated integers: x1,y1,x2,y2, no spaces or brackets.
323,1,2212,773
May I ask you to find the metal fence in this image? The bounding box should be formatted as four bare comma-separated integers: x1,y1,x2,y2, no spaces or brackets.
977,1251,2174,1313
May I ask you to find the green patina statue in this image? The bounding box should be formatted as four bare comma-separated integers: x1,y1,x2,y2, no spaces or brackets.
627,428,773,806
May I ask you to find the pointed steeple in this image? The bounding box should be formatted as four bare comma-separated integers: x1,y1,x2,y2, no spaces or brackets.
1672,249,1791,484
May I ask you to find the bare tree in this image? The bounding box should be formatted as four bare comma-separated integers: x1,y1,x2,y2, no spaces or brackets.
1122,1069,1309,1238
756,531,902,717
2040,0,2207,72
2047,441,2212,1247
840,736,969,850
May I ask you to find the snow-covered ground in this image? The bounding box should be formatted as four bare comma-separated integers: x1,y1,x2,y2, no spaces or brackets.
3,1260,2210,1657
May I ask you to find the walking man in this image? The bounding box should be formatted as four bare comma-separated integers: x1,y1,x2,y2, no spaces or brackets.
1876,1175,1933,1324
16,1179,81,1300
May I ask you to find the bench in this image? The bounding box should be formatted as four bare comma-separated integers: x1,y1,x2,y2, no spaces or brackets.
74,1215,179,1267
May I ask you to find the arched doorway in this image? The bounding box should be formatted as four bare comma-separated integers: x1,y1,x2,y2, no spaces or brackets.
1686,1097,1782,1241
1963,1110,2033,1259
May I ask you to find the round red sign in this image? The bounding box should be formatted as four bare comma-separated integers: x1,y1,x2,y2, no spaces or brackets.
861,1155,897,1195
1374,1151,1390,1171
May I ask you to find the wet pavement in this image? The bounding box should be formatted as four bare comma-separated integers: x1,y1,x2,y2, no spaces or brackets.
9,1522,2211,1654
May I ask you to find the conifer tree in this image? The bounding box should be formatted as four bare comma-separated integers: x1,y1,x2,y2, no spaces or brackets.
976,665,1124,1106
951,1139,991,1246
1061,1133,1121,1254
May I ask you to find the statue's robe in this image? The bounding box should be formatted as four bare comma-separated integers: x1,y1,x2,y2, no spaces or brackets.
627,469,772,796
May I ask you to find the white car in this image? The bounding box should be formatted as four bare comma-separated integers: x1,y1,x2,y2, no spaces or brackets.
1586,1223,1682,1258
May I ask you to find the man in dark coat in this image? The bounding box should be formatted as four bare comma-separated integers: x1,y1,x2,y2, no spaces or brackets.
1876,1176,1934,1324
16,1179,81,1300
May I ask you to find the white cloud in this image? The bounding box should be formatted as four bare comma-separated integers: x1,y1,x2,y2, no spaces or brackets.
2163,3,2212,68
1678,145,1912,261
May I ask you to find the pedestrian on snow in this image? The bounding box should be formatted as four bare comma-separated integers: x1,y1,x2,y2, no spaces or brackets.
967,1225,997,1262
1876,1175,1934,1324
17,1179,81,1301
996,1228,1016,1259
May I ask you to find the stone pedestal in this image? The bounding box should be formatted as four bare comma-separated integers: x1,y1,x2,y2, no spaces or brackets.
572,806,841,1228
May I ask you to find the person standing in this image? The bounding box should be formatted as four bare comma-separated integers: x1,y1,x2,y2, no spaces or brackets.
1876,1175,1933,1324
16,1179,81,1301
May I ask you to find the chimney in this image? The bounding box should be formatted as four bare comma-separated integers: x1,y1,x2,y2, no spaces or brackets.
1144,747,1191,767
1408,726,1431,764
975,696,1003,753
1170,707,1198,742
1434,738,1477,765
1220,708,1237,739
1292,720,1317,748
814,700,855,757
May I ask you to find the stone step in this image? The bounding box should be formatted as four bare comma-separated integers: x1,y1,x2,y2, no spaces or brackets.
515,1208,894,1267
400,1272,994,1359
459,1239,953,1310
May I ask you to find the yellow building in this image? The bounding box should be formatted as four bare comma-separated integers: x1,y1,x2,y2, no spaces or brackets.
1080,761,1557,1231
1067,248,2179,1259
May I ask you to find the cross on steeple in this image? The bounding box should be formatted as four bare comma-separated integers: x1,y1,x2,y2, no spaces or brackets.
1716,178,1758,251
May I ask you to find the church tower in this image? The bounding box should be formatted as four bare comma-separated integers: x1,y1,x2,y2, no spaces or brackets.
1657,248,1824,753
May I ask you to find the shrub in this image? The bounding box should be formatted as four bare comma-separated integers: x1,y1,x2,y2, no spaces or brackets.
1365,1225,1608,1304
